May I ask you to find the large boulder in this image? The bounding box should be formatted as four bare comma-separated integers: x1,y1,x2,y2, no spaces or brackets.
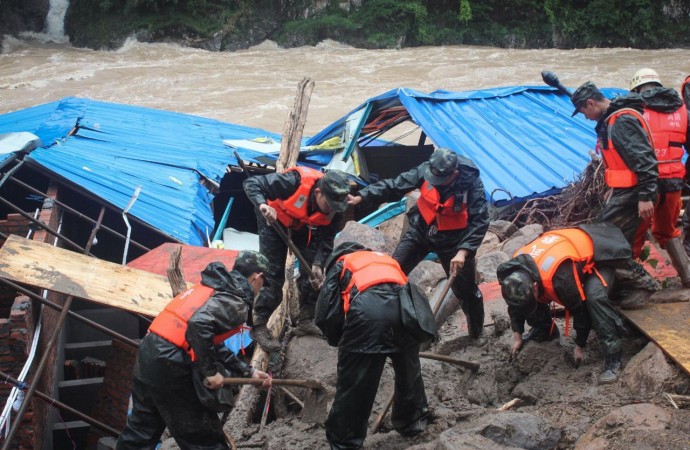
334,221,396,255
574,403,672,450
621,342,682,398
467,411,562,450
499,224,544,258
476,251,510,282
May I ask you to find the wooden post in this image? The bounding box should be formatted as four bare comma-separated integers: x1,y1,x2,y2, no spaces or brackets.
166,245,187,297
225,77,315,428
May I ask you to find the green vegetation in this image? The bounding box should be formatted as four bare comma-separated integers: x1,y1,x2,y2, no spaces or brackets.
65,0,690,50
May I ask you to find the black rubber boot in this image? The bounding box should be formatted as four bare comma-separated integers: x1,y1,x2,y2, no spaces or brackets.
250,324,281,352
522,321,560,343
598,352,622,385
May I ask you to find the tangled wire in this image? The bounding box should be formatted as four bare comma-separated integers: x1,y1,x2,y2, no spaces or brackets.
511,155,608,230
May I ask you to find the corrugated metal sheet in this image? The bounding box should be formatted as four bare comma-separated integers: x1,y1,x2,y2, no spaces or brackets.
0,97,281,245
307,86,628,204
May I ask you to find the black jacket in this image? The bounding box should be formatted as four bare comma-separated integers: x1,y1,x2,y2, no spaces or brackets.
595,93,658,204
135,263,254,388
315,243,417,353
640,86,689,193
496,223,631,348
243,170,343,267
356,157,489,256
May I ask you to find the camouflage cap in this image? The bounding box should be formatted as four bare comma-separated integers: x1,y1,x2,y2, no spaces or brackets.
320,170,350,213
234,250,270,275
424,148,459,186
570,81,601,117
500,270,537,310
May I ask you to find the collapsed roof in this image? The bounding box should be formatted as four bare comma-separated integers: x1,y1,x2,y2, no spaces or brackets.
0,85,626,245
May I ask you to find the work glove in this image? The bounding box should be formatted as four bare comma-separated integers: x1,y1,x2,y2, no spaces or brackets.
310,265,324,290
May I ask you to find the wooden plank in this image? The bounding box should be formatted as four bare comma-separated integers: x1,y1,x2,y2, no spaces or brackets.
621,302,690,377
127,243,239,284
0,234,177,317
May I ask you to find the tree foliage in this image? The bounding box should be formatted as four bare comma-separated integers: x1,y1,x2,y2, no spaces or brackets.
67,0,690,50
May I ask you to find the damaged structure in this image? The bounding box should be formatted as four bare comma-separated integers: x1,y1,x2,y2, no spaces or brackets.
0,84,689,449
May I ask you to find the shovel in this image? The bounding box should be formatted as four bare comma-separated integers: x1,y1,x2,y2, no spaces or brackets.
541,70,573,97
223,377,329,424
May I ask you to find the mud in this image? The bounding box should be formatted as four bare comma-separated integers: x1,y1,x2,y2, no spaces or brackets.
192,302,689,450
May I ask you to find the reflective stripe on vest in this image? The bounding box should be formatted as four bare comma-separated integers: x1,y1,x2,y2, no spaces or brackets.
514,229,606,336
337,251,408,314
598,108,654,188
643,106,687,180
416,181,468,231
148,284,246,361
268,166,333,230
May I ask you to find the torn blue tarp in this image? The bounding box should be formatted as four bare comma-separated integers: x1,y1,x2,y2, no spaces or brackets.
307,86,628,205
0,97,281,245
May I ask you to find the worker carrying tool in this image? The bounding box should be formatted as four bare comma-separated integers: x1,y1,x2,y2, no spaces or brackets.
348,148,490,343
116,253,272,450
628,68,690,287
315,241,433,450
497,223,633,385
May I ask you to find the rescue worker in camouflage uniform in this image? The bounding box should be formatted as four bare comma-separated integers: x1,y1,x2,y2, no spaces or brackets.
629,68,690,287
348,148,490,341
117,252,272,450
243,168,350,352
315,242,430,449
497,223,631,384
571,81,660,294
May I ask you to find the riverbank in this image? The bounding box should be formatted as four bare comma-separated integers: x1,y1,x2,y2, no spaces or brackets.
3,0,690,52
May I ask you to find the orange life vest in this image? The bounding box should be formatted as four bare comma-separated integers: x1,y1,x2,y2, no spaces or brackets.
338,251,408,314
417,181,468,231
597,108,655,188
514,229,607,336
148,284,247,361
268,166,333,230
642,106,687,179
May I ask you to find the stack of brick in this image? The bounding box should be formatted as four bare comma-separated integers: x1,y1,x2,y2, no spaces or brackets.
86,339,138,447
0,213,31,246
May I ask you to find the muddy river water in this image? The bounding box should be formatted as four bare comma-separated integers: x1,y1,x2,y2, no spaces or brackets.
1,38,689,136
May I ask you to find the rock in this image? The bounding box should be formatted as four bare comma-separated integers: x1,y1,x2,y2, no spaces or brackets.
377,209,406,244
466,411,562,450
408,260,447,298
500,224,544,258
488,220,519,241
621,343,677,397
476,251,510,282
409,428,524,449
476,231,501,258
334,221,396,254
574,403,671,450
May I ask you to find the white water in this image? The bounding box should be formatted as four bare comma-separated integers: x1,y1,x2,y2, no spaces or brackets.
45,0,69,42
1,39,689,136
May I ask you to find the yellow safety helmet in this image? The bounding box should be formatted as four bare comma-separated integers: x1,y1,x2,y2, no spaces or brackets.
630,68,662,92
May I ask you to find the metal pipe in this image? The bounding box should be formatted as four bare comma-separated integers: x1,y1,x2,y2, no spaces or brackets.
26,160,183,243
1,208,106,450
7,177,150,252
122,186,142,265
0,277,139,348
0,196,90,255
0,159,24,188
0,369,120,437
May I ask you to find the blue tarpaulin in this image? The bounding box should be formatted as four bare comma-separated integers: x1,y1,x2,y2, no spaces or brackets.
0,97,282,245
307,86,627,204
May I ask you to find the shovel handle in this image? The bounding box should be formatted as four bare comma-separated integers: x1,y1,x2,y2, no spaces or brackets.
431,274,456,317
223,377,324,390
